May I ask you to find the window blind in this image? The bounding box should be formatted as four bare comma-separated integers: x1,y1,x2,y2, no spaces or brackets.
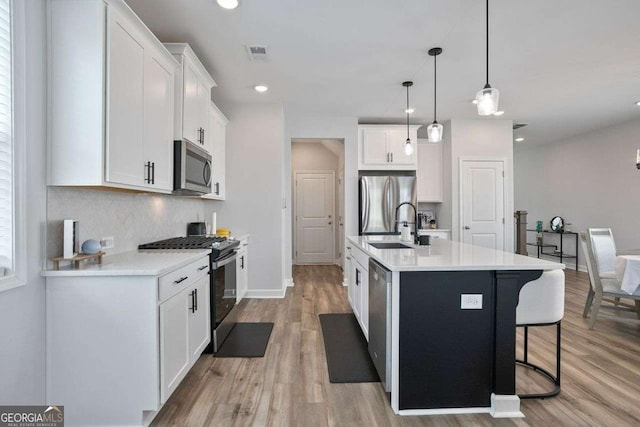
0,0,12,275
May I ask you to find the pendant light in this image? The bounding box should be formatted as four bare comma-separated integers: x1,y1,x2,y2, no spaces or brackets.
427,47,443,143
403,81,414,155
476,0,499,115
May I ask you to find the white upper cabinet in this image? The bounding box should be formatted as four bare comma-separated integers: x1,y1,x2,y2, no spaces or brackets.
416,139,443,203
358,125,419,170
48,0,178,193
202,102,228,200
164,43,216,151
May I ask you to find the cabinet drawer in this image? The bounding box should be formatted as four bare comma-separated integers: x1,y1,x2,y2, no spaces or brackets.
159,256,209,302
350,245,369,271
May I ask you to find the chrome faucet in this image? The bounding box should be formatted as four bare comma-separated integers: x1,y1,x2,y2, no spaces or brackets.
394,202,418,244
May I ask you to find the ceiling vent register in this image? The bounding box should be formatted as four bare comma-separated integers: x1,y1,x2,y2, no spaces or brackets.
246,45,268,61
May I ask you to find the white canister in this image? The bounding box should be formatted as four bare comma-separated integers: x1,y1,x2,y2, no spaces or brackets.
400,223,412,242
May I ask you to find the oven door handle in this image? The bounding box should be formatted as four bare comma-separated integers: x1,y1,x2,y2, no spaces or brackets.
213,251,237,269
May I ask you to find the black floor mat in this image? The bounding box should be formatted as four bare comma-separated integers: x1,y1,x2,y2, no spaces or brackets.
215,322,274,358
319,313,380,383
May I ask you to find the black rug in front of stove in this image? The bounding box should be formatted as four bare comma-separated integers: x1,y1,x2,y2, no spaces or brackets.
319,313,380,383
214,322,274,358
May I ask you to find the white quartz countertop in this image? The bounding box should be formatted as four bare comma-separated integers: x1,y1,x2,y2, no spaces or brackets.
42,249,211,277
347,235,564,272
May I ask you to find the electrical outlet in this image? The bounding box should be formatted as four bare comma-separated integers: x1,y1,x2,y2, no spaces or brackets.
101,236,114,249
461,294,483,309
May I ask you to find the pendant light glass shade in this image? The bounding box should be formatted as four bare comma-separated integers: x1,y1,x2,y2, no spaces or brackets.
476,85,500,116
427,121,443,143
404,138,414,155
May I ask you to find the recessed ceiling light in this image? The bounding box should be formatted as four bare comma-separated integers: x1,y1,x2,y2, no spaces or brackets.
471,99,478,105
515,137,524,142
254,85,268,93
217,0,239,9
405,108,415,114
493,110,505,116
635,100,640,106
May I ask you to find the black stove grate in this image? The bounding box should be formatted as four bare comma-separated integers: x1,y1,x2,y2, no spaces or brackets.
138,236,227,250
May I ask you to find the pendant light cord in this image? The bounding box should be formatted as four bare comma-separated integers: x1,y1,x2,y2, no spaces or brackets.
486,0,489,87
406,84,410,139
433,54,437,121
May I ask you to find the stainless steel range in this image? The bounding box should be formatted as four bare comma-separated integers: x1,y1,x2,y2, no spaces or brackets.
139,236,240,352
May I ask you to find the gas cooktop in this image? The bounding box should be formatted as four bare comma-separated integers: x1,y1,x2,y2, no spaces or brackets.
138,236,229,250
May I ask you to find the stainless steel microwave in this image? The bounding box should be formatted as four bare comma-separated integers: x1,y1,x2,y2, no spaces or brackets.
173,140,212,195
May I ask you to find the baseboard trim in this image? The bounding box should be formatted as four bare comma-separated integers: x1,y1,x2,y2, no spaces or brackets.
284,278,294,287
243,287,287,299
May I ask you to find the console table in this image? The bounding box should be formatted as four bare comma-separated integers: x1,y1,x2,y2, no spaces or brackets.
526,230,578,271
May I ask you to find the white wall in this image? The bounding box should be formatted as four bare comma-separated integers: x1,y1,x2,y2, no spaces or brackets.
0,0,46,405
515,118,640,268
283,111,359,284
206,103,285,296
445,119,514,251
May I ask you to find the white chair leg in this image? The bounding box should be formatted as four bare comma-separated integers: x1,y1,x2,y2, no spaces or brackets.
583,287,594,318
589,293,603,330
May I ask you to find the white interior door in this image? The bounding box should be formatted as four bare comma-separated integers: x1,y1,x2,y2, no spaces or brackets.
461,160,505,251
295,172,335,264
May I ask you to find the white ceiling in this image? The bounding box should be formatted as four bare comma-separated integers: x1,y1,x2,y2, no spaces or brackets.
126,0,640,145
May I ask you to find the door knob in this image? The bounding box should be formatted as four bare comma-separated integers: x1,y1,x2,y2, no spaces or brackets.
464,226,471,230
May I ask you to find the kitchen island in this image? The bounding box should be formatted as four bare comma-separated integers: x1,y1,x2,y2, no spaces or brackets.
346,235,564,418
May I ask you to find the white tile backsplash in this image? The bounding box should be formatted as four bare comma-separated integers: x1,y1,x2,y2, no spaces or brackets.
47,187,208,258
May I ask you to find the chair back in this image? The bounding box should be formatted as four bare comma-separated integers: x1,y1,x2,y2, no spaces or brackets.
588,228,617,274
516,269,565,325
580,232,601,294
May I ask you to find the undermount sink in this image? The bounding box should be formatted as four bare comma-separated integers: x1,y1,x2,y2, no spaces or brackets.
368,242,412,249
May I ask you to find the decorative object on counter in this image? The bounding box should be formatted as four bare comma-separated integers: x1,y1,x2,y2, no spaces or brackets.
419,234,431,246
400,222,412,242
63,219,79,259
187,222,207,236
536,220,543,233
81,239,102,255
50,251,105,271
429,219,437,229
211,212,217,234
216,228,231,237
514,210,528,255
402,81,414,155
426,47,444,143
550,216,565,232
421,210,435,225
475,0,500,116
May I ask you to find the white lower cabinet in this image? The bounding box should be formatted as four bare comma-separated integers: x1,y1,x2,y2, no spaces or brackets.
236,236,249,302
160,273,210,403
347,243,369,340
46,254,210,426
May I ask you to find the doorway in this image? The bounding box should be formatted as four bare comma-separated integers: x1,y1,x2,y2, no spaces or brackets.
291,139,345,265
460,159,506,251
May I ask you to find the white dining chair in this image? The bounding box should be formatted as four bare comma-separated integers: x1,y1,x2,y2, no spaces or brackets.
516,269,565,399
581,231,640,329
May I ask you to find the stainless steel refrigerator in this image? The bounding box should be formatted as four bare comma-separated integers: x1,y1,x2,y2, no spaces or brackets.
359,173,417,235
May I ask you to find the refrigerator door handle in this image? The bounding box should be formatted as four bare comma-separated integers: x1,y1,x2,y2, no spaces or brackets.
382,177,391,231
361,177,370,232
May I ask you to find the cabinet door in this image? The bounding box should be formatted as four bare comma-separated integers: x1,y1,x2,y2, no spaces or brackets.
387,129,417,165
361,129,389,165
159,290,190,403
236,248,248,302
182,62,201,145
188,276,211,363
143,53,174,191
198,79,210,148
207,107,226,199
417,142,443,202
106,10,145,187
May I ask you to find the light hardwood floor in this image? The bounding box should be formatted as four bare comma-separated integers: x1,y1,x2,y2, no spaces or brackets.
151,266,640,426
